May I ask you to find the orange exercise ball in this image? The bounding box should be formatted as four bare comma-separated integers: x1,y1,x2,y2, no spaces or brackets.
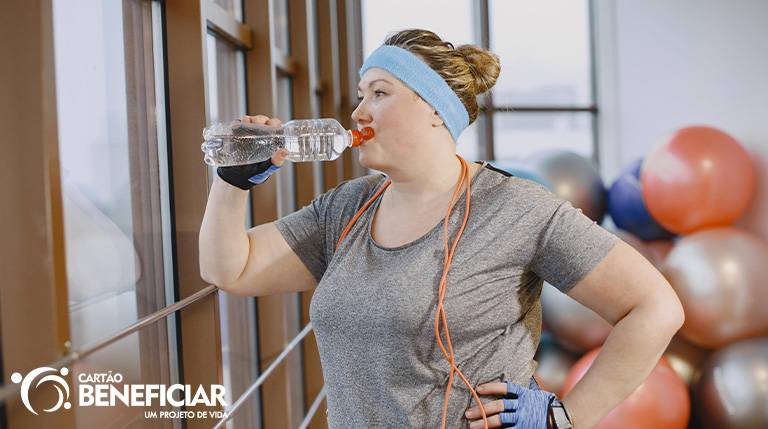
561,348,690,429
640,126,756,234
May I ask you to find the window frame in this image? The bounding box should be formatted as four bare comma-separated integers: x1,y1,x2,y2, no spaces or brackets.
479,0,600,163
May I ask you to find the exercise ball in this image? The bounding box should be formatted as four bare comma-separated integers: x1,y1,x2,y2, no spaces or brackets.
541,282,611,353
534,331,580,396
694,337,768,429
561,349,690,429
663,335,710,386
608,159,675,241
640,126,756,234
735,148,768,243
643,239,675,269
662,227,768,348
526,150,607,223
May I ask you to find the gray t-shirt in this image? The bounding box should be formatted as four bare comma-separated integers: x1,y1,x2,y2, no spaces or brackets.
274,161,619,428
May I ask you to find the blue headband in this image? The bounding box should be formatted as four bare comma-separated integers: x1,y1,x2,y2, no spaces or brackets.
359,45,470,142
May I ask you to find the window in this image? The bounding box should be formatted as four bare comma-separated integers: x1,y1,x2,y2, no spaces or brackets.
214,0,244,21
275,73,297,217
361,0,474,57
489,0,595,161
490,1,592,107
273,0,291,54
3,0,363,427
52,0,178,425
205,31,262,427
493,112,593,160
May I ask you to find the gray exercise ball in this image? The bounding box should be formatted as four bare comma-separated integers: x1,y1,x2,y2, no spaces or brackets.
541,282,611,353
663,335,711,386
694,337,768,429
526,150,607,222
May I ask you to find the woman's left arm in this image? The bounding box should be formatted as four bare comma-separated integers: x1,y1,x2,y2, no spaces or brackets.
560,240,685,429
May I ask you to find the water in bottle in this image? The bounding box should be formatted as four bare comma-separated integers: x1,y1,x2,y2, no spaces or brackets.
201,118,374,167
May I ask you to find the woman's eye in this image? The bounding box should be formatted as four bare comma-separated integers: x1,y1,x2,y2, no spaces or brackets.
357,91,386,101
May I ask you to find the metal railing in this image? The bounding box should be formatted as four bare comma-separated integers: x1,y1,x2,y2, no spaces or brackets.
213,322,315,428
0,285,218,404
1,284,325,429
298,385,328,429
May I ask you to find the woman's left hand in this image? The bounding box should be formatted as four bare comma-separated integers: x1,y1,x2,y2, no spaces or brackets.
464,381,556,429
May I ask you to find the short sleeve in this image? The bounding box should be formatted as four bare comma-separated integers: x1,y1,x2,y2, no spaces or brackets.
529,197,620,294
273,188,336,282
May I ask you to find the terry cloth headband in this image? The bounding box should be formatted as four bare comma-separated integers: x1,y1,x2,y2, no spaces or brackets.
358,45,470,142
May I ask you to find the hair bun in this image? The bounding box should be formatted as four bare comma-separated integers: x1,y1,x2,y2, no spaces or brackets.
456,45,500,95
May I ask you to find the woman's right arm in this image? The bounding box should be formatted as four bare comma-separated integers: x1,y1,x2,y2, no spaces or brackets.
198,115,317,296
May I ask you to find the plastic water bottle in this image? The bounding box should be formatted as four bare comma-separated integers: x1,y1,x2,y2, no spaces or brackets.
201,118,374,166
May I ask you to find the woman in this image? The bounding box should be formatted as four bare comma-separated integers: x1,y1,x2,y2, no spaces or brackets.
200,29,685,429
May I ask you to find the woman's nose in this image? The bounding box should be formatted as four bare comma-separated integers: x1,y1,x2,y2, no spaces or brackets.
351,101,372,126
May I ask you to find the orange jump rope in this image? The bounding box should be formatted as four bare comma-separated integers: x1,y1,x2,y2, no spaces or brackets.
334,154,490,429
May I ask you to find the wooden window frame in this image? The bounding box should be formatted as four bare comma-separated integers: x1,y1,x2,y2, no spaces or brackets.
0,1,75,427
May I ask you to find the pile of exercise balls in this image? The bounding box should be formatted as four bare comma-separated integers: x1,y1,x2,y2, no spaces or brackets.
495,125,767,429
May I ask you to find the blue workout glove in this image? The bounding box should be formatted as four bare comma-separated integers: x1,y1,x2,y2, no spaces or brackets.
498,380,557,429
216,158,282,190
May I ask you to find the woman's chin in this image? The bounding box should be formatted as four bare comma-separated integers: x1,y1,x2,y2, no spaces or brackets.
357,144,391,172
357,148,375,169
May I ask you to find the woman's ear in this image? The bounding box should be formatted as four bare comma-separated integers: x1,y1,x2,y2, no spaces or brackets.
431,110,444,128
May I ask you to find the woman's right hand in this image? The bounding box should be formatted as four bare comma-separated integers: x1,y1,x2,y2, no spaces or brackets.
216,115,291,190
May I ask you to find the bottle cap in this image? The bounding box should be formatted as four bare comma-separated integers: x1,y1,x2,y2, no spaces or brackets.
350,127,375,147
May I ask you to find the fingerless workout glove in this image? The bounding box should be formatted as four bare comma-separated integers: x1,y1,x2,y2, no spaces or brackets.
216,159,281,190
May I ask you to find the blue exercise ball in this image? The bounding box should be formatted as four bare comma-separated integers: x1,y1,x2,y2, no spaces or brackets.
608,159,675,241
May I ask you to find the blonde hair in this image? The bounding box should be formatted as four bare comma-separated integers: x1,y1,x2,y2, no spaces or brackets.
383,29,501,125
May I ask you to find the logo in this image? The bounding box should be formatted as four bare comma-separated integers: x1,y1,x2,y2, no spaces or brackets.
11,367,228,419
10,367,72,415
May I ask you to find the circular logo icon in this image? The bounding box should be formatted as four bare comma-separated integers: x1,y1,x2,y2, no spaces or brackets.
11,367,71,415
